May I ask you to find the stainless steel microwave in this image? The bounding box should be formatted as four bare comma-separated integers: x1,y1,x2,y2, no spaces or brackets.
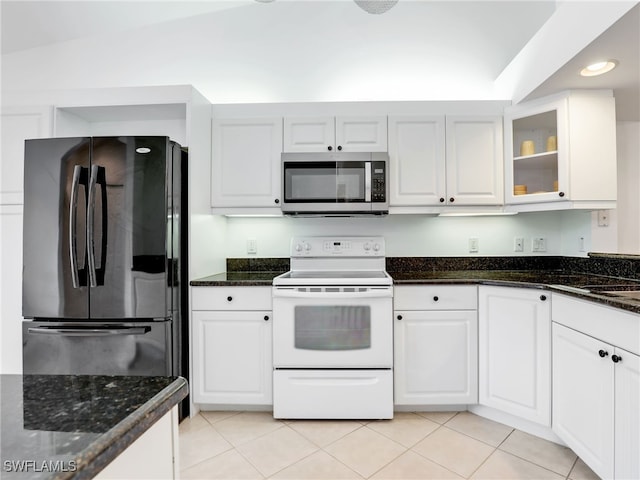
281,152,389,216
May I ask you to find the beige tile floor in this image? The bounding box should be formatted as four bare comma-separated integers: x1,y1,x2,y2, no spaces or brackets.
179,411,601,480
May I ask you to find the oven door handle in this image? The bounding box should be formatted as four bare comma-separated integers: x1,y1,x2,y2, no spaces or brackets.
272,288,392,299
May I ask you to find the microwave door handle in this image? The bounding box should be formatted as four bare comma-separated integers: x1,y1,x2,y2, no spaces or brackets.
365,162,372,202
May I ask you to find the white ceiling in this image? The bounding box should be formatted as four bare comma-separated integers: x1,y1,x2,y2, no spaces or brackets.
1,1,638,120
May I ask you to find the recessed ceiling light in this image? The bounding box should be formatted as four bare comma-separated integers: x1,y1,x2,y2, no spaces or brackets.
580,60,618,77
136,147,151,154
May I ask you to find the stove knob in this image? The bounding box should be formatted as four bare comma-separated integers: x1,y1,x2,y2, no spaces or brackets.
363,242,371,251
294,243,302,252
304,243,312,252
373,243,380,252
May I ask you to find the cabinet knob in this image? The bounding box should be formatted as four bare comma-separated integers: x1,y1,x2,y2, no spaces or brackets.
327,145,333,151
433,296,439,302
612,354,622,363
227,296,233,302
449,197,455,203
397,315,403,320
559,191,565,198
337,145,343,151
439,197,445,203
274,198,280,204
264,315,270,321
598,349,609,358
540,295,547,301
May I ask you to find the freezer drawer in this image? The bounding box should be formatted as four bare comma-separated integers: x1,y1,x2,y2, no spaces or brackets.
22,320,172,376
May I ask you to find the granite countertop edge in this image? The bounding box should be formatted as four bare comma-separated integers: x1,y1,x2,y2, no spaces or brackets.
190,271,640,314
64,376,188,480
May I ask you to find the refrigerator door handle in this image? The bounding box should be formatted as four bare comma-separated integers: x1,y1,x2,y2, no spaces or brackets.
27,326,151,337
87,165,107,287
69,165,83,288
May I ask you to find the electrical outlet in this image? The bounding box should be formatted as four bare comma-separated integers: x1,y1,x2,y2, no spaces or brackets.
532,237,547,252
469,237,479,253
597,210,610,227
514,237,524,252
246,238,257,254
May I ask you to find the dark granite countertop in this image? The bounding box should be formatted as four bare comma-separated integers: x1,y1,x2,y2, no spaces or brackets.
0,375,188,480
191,270,285,286
390,269,640,314
189,255,640,314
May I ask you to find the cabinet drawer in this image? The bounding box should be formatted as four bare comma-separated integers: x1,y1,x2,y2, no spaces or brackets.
394,285,477,310
191,286,272,311
552,293,640,355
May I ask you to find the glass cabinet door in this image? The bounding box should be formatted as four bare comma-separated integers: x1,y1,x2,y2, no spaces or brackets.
505,99,568,205
513,111,558,193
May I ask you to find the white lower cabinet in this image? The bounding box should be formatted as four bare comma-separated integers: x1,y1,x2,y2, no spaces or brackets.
394,286,478,405
95,407,178,480
552,299,640,480
191,287,272,405
478,286,551,426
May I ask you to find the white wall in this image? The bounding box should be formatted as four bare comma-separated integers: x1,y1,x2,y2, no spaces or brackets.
218,210,592,262
616,121,640,254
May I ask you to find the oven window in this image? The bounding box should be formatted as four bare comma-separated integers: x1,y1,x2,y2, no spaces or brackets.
294,306,371,350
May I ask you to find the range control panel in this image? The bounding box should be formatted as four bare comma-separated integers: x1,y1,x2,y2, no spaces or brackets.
290,237,385,257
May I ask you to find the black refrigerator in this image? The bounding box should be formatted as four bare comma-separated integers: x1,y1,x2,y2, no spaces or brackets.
21,136,188,413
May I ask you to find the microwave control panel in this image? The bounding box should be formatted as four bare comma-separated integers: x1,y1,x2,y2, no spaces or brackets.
371,161,386,203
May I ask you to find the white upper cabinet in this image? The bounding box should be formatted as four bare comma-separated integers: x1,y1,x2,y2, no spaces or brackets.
211,118,283,210
504,90,616,210
446,116,503,205
388,114,503,209
388,116,446,206
1,106,52,205
283,116,387,153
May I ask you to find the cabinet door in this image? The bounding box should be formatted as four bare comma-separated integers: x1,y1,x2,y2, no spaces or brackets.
192,311,272,405
283,117,334,152
446,116,503,205
504,98,566,205
0,205,23,374
478,286,550,425
211,118,282,208
388,116,446,206
335,116,387,152
552,323,614,480
394,310,477,405
1,106,52,205
614,347,640,480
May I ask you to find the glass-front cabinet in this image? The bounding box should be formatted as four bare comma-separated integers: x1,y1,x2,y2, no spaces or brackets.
504,90,617,210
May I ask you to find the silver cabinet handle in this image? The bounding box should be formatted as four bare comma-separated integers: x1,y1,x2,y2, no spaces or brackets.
69,165,83,288
28,326,150,337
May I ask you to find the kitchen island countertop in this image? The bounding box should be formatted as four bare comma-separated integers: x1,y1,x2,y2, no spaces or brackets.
0,374,188,480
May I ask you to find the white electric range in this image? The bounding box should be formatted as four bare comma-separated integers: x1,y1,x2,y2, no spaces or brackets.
272,236,393,419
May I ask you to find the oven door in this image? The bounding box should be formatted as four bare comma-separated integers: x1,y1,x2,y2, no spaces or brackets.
272,286,393,368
